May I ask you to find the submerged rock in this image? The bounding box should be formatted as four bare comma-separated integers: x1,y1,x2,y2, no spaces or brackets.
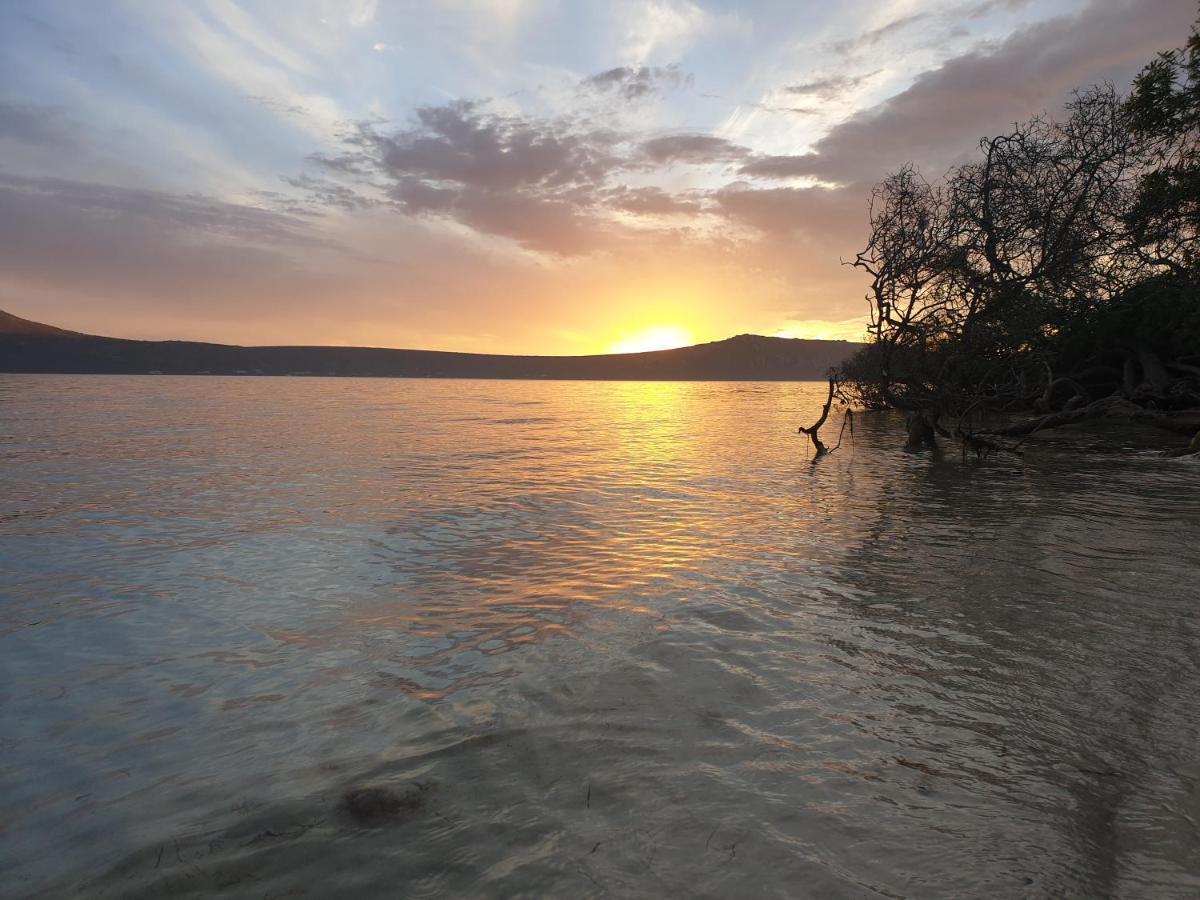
340,784,427,826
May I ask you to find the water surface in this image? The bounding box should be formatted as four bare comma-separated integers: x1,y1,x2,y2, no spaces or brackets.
2,376,1199,897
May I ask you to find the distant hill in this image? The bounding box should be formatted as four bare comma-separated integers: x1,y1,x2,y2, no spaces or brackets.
0,310,860,380
0,309,84,338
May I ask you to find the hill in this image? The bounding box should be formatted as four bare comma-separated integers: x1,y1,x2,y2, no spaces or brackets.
0,309,84,338
0,310,860,380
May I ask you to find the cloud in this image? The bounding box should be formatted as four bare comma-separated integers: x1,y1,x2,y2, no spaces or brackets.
281,173,375,212
15,0,1185,348
580,64,692,100
0,173,326,247
755,0,1196,186
0,101,73,147
0,172,344,318
374,101,620,193
310,101,633,253
306,98,744,254
828,12,931,56
782,71,880,101
714,183,857,240
294,0,1193,273
348,0,378,27
639,133,749,165
617,0,748,65
826,1,1031,58
737,154,817,179
603,185,701,215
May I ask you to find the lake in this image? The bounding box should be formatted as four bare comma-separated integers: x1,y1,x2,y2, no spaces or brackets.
2,376,1199,898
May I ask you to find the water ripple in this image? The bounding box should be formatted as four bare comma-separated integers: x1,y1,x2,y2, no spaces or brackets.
1,376,1199,898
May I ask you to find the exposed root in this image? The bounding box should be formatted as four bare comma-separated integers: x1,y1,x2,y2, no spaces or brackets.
983,395,1200,440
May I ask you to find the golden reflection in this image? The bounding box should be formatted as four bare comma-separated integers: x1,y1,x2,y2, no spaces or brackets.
238,381,841,701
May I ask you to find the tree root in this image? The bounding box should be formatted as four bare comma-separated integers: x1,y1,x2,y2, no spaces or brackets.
1166,430,1200,458
956,426,1024,461
983,395,1200,440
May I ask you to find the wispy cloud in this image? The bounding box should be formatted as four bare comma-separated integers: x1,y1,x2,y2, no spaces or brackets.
580,64,692,100
782,71,880,101
618,0,750,65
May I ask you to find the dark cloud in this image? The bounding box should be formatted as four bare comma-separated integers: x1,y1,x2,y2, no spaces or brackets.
379,100,620,192
782,71,879,101
639,134,749,165
346,101,624,253
300,101,747,254
738,154,819,179
715,183,860,240
454,192,594,256
603,186,702,215
387,176,458,213
580,64,692,100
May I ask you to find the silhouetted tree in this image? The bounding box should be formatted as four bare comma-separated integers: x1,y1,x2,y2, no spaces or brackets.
1126,18,1200,273
839,21,1200,455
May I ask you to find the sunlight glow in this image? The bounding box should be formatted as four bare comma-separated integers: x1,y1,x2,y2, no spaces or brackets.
609,325,695,354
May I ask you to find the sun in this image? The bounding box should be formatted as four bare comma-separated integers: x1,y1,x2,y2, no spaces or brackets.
609,325,695,354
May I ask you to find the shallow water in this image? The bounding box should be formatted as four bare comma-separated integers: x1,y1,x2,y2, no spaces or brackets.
2,375,1199,898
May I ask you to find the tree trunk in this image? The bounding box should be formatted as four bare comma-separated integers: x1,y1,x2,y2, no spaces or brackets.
905,411,937,450
1137,345,1172,393
1123,356,1139,396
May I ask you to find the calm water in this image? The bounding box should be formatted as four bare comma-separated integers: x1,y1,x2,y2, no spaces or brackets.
2,376,1200,898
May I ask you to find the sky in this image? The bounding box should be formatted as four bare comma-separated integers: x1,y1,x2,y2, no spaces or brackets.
0,0,1196,354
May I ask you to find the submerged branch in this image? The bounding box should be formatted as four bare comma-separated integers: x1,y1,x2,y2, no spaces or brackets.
799,376,836,457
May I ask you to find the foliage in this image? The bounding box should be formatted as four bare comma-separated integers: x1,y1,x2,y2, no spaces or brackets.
1126,24,1200,271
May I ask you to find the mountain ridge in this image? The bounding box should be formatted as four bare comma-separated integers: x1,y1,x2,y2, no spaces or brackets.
0,310,861,380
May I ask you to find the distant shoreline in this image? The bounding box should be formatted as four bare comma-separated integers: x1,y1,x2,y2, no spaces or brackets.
0,371,836,383
0,310,860,381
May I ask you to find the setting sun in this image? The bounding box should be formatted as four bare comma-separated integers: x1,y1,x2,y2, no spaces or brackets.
609,325,695,355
